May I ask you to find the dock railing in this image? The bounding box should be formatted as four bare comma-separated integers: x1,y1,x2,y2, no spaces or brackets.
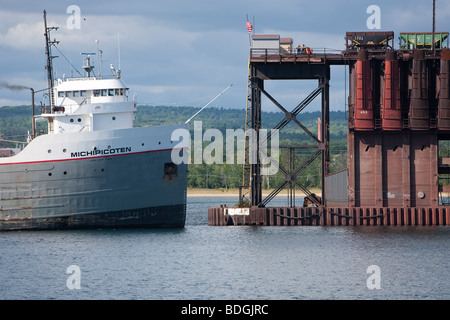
250,47,344,62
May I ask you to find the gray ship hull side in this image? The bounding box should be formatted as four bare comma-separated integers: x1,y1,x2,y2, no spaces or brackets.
0,149,187,230
0,204,186,230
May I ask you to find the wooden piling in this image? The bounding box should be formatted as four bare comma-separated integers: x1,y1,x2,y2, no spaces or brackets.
208,206,450,226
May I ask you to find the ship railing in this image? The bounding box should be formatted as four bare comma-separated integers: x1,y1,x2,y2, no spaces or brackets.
250,47,343,60
65,77,97,81
64,74,119,81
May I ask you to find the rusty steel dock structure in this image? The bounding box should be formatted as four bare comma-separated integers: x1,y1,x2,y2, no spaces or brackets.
208,31,450,226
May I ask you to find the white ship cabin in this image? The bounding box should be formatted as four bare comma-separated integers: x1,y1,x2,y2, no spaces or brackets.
41,54,136,134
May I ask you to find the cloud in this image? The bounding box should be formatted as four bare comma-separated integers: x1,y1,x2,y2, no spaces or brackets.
0,7,246,109
132,82,240,108
0,20,43,50
0,98,30,106
0,1,447,109
0,9,202,53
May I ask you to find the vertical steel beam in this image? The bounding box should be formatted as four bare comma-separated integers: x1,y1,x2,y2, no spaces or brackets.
375,133,383,207
402,131,411,207
347,131,356,207
251,70,263,207
430,133,439,207
320,71,330,206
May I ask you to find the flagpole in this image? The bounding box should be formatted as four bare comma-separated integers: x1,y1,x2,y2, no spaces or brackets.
246,15,251,46
246,15,253,46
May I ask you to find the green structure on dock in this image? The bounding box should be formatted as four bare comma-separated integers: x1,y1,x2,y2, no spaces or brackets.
399,32,449,50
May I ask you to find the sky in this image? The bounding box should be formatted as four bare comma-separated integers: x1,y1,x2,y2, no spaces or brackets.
0,0,448,113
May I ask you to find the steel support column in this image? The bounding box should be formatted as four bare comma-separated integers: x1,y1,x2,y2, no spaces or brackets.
249,60,331,208
320,75,330,206
251,73,263,207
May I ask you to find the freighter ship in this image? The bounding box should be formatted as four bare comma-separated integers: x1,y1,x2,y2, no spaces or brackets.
0,11,188,230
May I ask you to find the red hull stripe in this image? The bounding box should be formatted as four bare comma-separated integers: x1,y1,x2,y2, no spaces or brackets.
0,147,185,166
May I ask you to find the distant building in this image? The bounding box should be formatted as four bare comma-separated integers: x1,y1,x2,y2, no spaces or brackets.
251,35,294,56
251,34,280,56
280,38,293,55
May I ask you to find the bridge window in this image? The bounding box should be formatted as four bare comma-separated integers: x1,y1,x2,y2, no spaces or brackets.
73,91,80,97
66,91,72,98
81,90,86,97
58,91,64,98
89,88,126,98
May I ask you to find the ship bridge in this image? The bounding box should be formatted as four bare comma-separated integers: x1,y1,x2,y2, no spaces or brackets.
54,78,129,110
40,54,135,135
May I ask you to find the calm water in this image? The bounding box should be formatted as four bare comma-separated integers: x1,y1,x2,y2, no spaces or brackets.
0,196,449,300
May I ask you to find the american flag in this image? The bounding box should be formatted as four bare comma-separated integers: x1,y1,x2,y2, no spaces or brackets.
246,21,253,33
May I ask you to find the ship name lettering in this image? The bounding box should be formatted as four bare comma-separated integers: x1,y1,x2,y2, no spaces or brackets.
71,147,132,158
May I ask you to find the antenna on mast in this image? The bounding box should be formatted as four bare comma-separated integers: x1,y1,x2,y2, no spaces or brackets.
95,40,103,78
432,0,436,55
81,53,96,77
117,33,121,79
43,10,59,112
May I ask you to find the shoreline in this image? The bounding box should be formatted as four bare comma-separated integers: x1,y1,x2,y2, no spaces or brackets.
187,188,321,198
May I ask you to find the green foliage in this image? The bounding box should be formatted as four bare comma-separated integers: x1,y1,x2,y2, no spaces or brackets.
0,105,47,148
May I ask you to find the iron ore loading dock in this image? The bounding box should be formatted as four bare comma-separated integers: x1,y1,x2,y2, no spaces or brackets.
208,30,450,226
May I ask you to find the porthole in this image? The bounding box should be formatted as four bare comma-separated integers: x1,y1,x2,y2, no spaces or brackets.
48,173,52,176
77,118,82,122
112,116,116,121
70,119,74,123
63,148,67,153
63,171,67,175
48,149,52,153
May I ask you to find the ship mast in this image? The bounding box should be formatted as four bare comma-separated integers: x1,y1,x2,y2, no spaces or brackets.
43,10,59,112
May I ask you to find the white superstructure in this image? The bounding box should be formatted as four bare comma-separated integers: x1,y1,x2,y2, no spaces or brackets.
41,54,136,135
